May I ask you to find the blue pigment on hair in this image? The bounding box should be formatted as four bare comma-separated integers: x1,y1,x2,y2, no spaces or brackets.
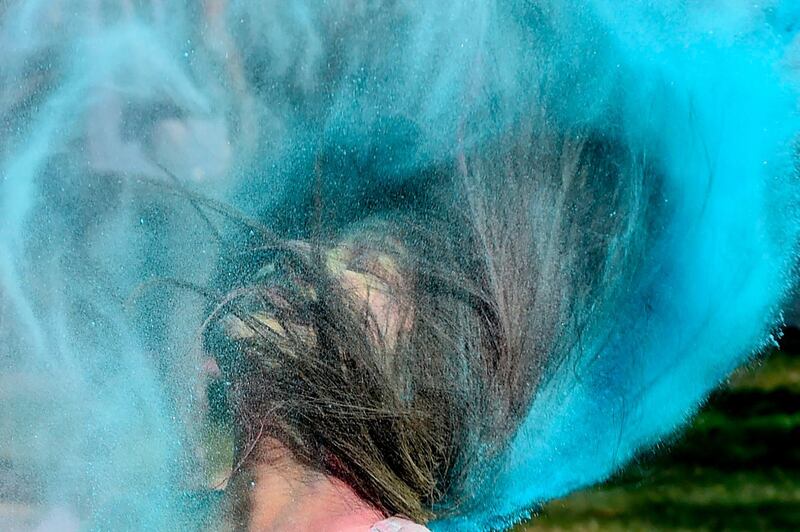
0,2,799,530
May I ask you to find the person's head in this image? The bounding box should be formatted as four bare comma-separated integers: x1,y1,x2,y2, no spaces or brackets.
202,125,656,526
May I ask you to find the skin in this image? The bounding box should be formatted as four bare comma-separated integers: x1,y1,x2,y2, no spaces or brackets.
244,445,383,531
221,438,427,531
216,243,428,531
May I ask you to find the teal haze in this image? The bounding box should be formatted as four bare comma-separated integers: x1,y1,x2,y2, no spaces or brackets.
0,1,799,530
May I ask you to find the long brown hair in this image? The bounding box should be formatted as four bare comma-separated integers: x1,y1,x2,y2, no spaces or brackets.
202,114,658,524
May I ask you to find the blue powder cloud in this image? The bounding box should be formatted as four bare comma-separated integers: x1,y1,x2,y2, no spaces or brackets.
0,1,798,529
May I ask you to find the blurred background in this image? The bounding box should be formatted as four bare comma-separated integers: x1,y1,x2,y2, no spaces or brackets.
518,326,800,531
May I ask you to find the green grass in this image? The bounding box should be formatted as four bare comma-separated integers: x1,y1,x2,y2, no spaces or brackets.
517,349,800,531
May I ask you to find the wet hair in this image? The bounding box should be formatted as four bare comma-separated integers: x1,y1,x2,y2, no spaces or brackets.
203,114,663,524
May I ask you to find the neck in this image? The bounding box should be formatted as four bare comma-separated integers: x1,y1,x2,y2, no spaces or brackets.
221,440,384,531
